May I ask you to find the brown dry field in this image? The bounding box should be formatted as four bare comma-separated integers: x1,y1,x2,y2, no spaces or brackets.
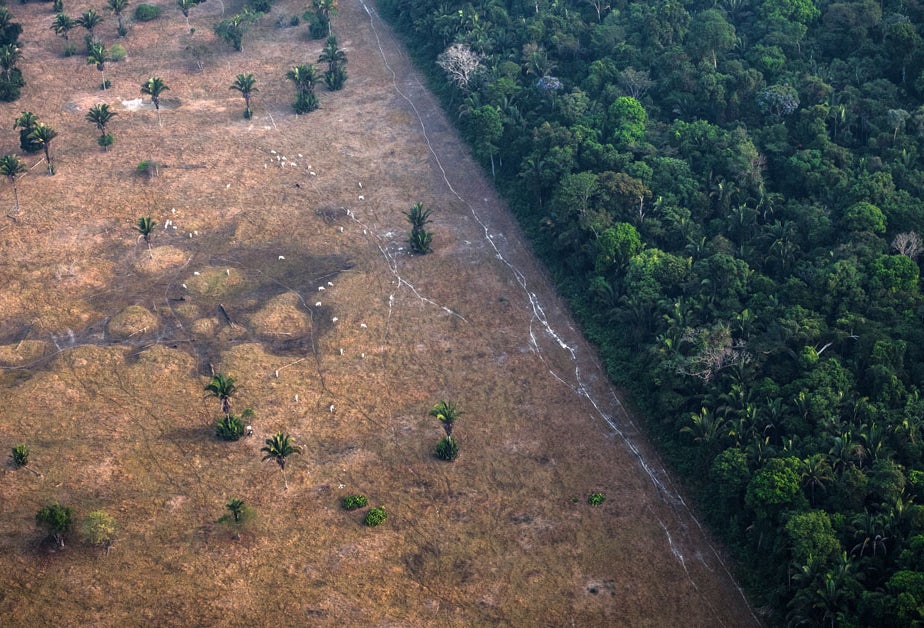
0,0,759,625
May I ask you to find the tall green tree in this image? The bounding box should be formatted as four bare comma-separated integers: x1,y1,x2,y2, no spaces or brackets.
429,399,461,436
50,13,75,41
29,123,58,175
261,431,301,489
140,76,169,111
86,42,108,88
229,72,257,119
0,154,25,213
85,102,116,148
204,373,236,415
286,63,319,113
76,8,103,34
318,34,347,90
36,503,73,549
105,0,129,36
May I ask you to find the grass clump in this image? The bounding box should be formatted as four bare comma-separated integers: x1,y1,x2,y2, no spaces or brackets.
11,443,29,467
434,435,459,461
133,4,161,21
588,492,606,506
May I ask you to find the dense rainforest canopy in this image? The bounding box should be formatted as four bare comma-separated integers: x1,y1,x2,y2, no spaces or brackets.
380,0,924,623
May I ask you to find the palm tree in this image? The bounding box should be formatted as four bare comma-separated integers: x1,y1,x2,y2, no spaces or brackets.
86,103,116,148
86,42,109,88
29,123,58,175
136,216,156,242
140,76,169,110
0,154,25,214
404,202,432,230
225,498,246,523
50,13,75,42
801,453,834,506
430,400,461,436
14,111,40,153
229,73,257,119
261,431,301,489
318,34,347,90
76,9,103,34
105,0,129,35
0,44,21,81
204,373,236,415
285,64,319,113
177,0,205,30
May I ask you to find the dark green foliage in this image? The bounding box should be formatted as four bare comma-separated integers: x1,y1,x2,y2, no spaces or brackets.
379,0,924,620
204,373,236,415
261,431,301,489
434,435,458,461
341,494,367,510
319,34,347,90
133,3,160,21
405,202,433,254
36,503,73,548
363,506,386,527
215,10,259,52
215,412,247,441
11,443,28,467
286,63,319,113
135,216,155,241
14,111,40,153
587,492,606,506
429,399,460,436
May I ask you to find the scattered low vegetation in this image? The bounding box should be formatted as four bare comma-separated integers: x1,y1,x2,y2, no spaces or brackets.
10,443,29,467
363,506,386,527
587,492,606,507
341,494,368,510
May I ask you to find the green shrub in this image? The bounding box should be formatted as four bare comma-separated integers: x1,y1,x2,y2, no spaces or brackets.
341,494,368,510
588,492,606,506
293,92,318,114
136,159,159,178
434,435,459,461
11,443,29,467
109,43,126,61
216,414,244,441
63,43,77,57
364,506,386,527
133,3,161,21
98,133,114,148
98,79,111,90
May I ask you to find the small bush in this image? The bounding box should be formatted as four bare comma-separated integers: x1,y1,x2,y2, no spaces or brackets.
216,414,245,441
133,3,161,21
364,506,386,527
63,44,77,57
341,494,368,510
588,492,606,506
109,43,126,61
98,133,114,148
434,435,459,461
11,443,29,467
293,93,318,114
99,79,111,90
289,14,299,26
136,159,159,178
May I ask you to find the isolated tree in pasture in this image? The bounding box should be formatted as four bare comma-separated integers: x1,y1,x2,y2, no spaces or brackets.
318,34,347,90
106,0,129,36
404,201,434,254
430,399,461,436
217,498,254,538
51,13,77,41
81,510,115,549
10,443,29,467
136,216,156,242
51,13,75,41
36,503,73,549
215,9,258,52
261,431,301,489
86,42,109,88
286,63,319,113
308,0,337,38
140,76,169,110
177,0,206,30
0,43,21,81
229,72,257,119
28,122,57,175
86,102,116,148
76,8,103,34
204,372,236,415
14,111,40,153
0,154,26,213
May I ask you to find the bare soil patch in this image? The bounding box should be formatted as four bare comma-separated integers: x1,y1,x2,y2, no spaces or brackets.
0,0,757,625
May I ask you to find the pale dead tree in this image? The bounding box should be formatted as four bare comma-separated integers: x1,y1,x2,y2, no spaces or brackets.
618,68,653,99
676,325,751,382
892,231,924,259
437,43,482,90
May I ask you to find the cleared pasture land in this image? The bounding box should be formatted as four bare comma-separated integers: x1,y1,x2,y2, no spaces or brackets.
0,0,757,624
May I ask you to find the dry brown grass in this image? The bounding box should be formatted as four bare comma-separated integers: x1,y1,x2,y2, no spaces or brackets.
0,0,757,625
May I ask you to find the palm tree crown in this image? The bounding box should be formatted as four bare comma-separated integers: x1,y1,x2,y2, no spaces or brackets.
86,103,117,135
230,73,257,116
0,153,26,213
50,13,75,40
29,123,58,175
204,373,236,415
0,43,21,81
430,400,462,436
285,64,318,96
140,76,169,110
261,431,302,489
76,9,103,32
